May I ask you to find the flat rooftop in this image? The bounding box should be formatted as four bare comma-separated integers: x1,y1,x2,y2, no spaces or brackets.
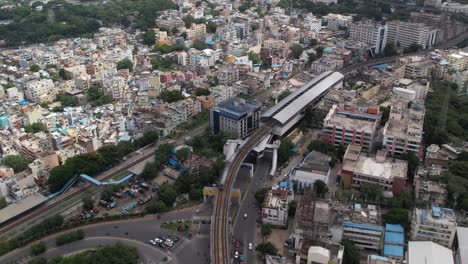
343,155,407,180
457,227,468,264
414,206,457,225
0,193,47,224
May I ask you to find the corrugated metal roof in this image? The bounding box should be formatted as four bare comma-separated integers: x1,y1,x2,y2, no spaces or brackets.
343,222,383,231
261,71,344,125
385,224,404,233
385,232,404,244
384,244,404,257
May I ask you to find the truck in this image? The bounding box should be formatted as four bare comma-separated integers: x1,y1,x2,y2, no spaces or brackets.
137,194,152,205
141,182,151,190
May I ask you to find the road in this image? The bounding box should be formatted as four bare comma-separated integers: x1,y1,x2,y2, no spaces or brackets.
232,156,273,264
0,205,211,264
0,124,208,240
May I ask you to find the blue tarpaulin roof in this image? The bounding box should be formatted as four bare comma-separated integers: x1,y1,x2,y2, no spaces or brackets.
386,224,404,233
343,222,383,232
384,244,404,257
168,158,178,166
385,232,404,244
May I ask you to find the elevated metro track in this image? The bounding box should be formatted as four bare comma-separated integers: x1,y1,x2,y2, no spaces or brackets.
211,31,468,264
341,31,468,75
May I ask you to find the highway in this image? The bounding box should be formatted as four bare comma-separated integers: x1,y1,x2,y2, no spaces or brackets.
0,124,208,239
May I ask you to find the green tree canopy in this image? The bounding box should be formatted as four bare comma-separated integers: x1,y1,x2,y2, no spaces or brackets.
29,64,41,72
260,224,272,238
143,30,155,46
116,59,134,72
30,242,46,256
313,180,328,197
341,239,360,264
195,88,210,96
82,196,94,211
383,208,409,229
24,122,47,133
158,183,177,206
192,40,208,50
290,43,304,59
0,197,7,210
175,147,191,161
3,155,31,173
255,242,277,257
158,90,184,103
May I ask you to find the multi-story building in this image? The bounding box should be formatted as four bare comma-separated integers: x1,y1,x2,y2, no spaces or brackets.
261,183,294,228
304,13,322,32
382,101,424,156
209,85,239,105
410,206,457,248
455,227,468,264
322,104,381,152
414,173,448,205
25,79,56,103
349,21,387,55
310,57,344,74
447,51,468,71
409,12,467,44
186,23,206,39
322,14,353,30
342,205,383,251
386,21,437,49
340,145,408,196
210,98,261,139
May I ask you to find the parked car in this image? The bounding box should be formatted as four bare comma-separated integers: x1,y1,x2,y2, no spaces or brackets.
248,243,253,250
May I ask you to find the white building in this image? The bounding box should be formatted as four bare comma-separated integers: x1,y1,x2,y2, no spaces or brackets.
261,184,294,227
447,51,468,71
209,85,239,104
407,241,454,264
25,79,56,103
455,227,468,264
349,21,387,55
186,24,206,39
382,101,424,156
387,21,437,49
290,151,331,191
322,14,353,30
104,76,126,100
304,13,322,32
410,206,457,248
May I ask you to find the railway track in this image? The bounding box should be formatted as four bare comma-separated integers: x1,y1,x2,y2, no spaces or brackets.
213,123,274,264
0,143,158,236
340,31,468,74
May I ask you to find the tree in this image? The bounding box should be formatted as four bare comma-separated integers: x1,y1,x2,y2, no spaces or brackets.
82,196,94,211
277,139,294,166
192,40,208,50
383,208,409,229
55,93,76,107
383,43,398,57
341,239,360,264
206,21,217,33
158,183,177,206
195,88,210,96
290,43,303,59
145,201,169,213
361,183,384,202
116,140,136,157
136,130,159,147
255,242,277,257
248,52,262,65
116,59,133,72
30,242,46,256
261,224,272,238
182,15,195,28
30,64,41,72
405,43,423,53
159,90,184,103
255,188,269,205
140,161,159,181
316,46,324,58
402,152,419,183
3,155,31,173
313,180,328,197
24,122,47,133
143,30,156,46
288,200,297,216
0,197,6,210
175,147,191,161
379,106,390,126
277,91,291,101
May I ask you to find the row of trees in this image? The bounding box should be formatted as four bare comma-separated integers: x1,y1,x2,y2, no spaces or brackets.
55,230,85,246
48,131,158,193
3,155,31,173
29,242,139,264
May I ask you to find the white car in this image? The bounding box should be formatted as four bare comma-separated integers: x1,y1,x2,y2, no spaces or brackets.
149,240,156,245
243,213,248,219
248,243,253,250
234,251,239,258
154,238,162,243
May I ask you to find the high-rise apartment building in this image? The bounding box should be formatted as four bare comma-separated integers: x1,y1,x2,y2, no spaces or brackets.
349,21,387,55
386,21,437,49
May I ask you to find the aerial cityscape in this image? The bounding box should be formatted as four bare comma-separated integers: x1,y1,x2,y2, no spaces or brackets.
0,0,467,263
